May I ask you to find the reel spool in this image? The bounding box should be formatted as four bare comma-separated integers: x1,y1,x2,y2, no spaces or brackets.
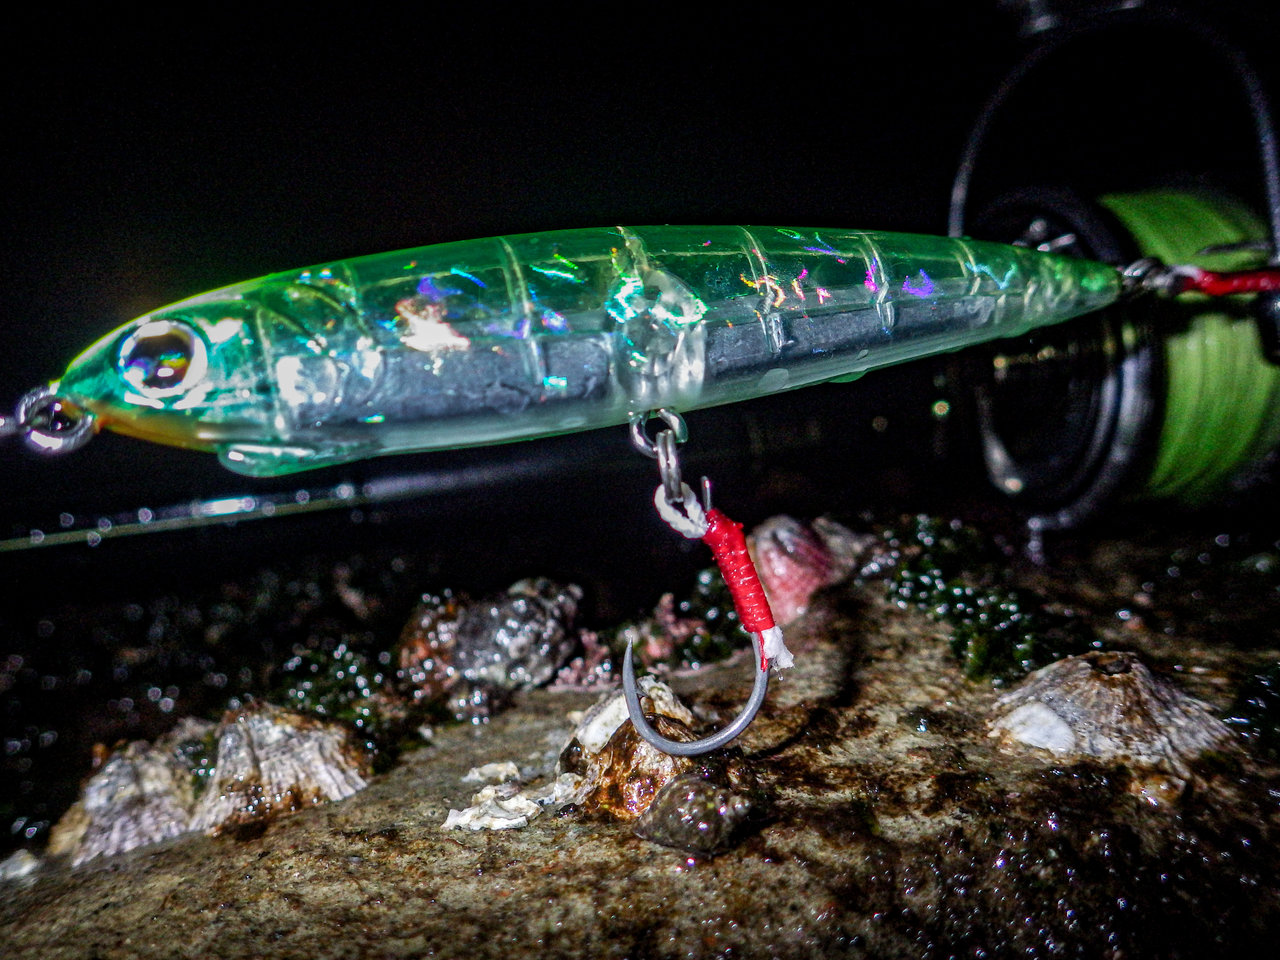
969,188,1280,530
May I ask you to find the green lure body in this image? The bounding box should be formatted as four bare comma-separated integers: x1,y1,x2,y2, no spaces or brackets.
54,225,1120,476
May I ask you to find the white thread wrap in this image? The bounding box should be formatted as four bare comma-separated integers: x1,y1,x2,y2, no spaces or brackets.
653,483,708,539
759,625,794,669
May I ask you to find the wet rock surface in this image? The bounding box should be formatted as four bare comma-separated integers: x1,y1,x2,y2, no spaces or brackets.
3,521,1280,958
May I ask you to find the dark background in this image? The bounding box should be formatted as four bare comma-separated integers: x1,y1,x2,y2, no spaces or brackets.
0,1,1277,850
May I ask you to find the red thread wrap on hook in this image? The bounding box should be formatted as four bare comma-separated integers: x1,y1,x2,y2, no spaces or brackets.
1175,266,1280,297
701,508,776,668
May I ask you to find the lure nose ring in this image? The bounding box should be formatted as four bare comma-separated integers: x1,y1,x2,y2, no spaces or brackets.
622,639,769,756
2,386,96,454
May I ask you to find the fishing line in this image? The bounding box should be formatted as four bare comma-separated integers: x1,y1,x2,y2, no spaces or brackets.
953,4,1280,523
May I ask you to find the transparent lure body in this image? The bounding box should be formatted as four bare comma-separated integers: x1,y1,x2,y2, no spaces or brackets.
54,226,1120,476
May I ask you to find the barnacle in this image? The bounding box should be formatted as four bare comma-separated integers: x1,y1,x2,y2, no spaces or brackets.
747,515,863,625
46,717,216,867
989,651,1235,777
47,703,370,861
190,701,371,838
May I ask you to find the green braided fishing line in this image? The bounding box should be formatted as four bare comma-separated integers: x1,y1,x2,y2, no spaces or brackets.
1100,191,1280,502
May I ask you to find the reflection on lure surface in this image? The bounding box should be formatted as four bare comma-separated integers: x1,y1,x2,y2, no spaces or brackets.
51,225,1120,477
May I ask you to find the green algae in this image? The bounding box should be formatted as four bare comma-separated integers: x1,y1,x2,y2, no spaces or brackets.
275,640,388,749
173,726,219,800
879,515,1101,682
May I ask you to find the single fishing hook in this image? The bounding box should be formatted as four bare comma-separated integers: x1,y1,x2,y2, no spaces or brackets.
623,409,789,755
622,639,769,756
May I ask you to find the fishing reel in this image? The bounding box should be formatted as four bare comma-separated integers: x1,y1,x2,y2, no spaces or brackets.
954,5,1280,531
966,188,1280,530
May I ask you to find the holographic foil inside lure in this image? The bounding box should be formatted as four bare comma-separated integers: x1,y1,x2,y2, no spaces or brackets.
37,225,1121,476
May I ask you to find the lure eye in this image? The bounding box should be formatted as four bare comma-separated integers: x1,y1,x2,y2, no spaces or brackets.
117,319,209,398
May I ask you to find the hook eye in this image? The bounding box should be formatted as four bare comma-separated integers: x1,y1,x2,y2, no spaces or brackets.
117,319,209,398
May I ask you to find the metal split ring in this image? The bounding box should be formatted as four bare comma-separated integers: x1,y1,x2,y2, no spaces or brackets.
654,428,684,505
5,386,96,454
630,408,689,505
628,408,688,456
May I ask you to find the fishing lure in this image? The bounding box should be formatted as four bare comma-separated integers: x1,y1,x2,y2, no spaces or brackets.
10,224,1274,754
4,225,1122,473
